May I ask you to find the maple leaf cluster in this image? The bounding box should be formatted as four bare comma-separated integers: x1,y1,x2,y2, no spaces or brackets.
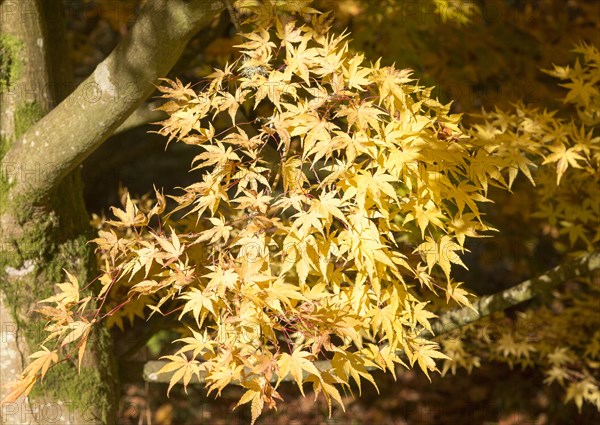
468,43,600,250
147,13,487,419
442,43,600,413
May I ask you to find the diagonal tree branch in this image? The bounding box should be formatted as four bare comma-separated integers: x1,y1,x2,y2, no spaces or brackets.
141,251,600,385
428,250,600,336
2,0,226,204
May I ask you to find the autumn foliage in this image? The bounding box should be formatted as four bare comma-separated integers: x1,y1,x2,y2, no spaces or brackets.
4,1,599,422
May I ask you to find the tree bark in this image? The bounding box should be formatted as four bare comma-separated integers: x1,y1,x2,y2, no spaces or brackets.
113,101,165,136
2,0,226,204
1,2,118,424
428,250,600,336
1,1,225,424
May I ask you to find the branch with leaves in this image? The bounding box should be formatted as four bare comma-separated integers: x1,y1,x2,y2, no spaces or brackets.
4,2,599,422
141,250,600,384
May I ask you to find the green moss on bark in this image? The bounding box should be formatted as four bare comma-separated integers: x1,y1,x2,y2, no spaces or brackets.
0,135,8,160
0,136,10,210
15,102,45,139
0,205,117,423
0,34,22,93
30,327,116,424
0,121,118,421
0,212,87,340
0,10,117,424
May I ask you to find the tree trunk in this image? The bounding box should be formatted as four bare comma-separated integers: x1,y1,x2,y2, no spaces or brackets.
1,1,117,424
1,1,225,421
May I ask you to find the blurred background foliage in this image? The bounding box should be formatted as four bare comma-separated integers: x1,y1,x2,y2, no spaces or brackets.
62,0,600,423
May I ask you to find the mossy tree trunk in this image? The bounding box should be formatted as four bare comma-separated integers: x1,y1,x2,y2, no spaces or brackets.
0,1,226,424
1,1,118,424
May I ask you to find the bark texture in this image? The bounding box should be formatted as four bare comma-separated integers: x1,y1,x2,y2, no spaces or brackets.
1,1,225,423
1,2,118,424
2,0,226,204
